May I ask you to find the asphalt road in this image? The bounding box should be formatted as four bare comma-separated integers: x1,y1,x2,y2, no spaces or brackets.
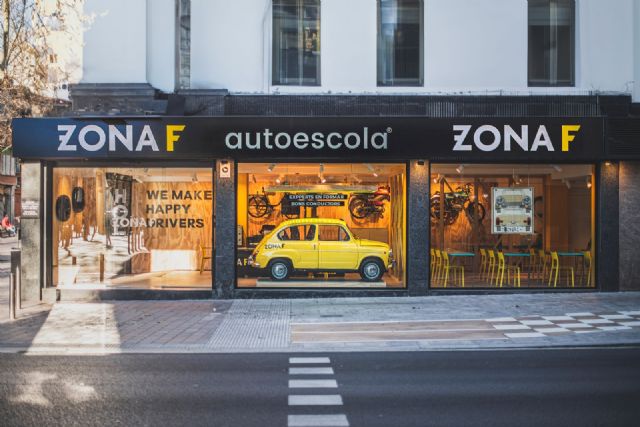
0,348,639,427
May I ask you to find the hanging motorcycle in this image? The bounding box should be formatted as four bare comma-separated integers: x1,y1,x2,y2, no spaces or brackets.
348,185,391,219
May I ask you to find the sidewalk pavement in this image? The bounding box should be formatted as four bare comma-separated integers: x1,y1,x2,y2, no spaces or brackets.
2,235,640,354
2,291,640,355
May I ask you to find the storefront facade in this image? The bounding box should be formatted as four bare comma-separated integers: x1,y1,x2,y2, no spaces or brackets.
10,113,640,299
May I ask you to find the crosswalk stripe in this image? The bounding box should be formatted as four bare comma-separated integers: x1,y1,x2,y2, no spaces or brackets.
288,414,349,427
289,367,334,375
290,357,331,364
504,332,546,338
288,395,343,406
289,379,338,388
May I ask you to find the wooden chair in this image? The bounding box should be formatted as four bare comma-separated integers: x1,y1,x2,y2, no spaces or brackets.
441,251,464,288
199,244,212,274
548,251,574,287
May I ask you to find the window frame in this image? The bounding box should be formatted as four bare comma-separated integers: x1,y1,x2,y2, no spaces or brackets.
272,0,321,87
376,0,424,87
527,0,576,87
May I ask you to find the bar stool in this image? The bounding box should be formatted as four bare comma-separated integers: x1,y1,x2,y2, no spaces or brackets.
441,251,464,288
199,244,212,274
548,251,574,287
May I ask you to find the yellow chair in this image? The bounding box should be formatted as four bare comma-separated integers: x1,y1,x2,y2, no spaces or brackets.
528,248,537,275
479,248,488,280
199,244,212,274
548,251,574,287
430,248,436,281
581,251,592,287
487,249,497,285
538,250,549,281
496,252,521,287
432,249,442,284
441,251,464,288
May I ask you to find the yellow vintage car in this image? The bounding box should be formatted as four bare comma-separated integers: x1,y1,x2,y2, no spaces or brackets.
248,218,393,281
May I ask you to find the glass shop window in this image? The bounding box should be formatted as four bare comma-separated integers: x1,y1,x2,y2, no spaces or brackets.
273,0,321,86
237,163,406,288
429,164,595,289
52,167,214,289
528,0,575,86
377,0,423,86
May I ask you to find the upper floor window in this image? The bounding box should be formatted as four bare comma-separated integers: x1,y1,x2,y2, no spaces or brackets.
528,0,575,86
272,0,320,86
377,0,423,87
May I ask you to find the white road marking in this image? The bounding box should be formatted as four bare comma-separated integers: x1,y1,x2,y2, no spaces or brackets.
288,414,349,427
601,314,633,320
575,330,600,334
486,317,517,322
521,320,554,326
542,316,575,321
579,319,615,324
596,326,633,331
289,367,335,375
619,321,640,327
290,357,331,364
289,379,338,388
619,311,640,316
533,327,570,333
559,323,594,329
504,332,546,338
289,395,343,406
493,324,531,330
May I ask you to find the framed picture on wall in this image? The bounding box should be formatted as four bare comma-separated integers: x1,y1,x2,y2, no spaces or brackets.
492,187,534,234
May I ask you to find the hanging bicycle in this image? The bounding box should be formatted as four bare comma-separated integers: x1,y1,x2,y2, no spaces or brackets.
248,187,300,219
430,182,486,225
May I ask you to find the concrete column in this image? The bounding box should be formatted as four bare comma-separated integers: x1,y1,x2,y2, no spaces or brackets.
19,162,43,302
597,162,620,291
407,160,430,295
213,160,236,298
619,161,640,290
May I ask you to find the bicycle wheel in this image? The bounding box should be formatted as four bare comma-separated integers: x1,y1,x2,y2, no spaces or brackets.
248,195,270,218
465,202,486,223
349,197,369,219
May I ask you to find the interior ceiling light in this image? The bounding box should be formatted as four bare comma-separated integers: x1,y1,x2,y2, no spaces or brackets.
433,173,442,184
455,165,464,174
252,174,257,184
267,163,276,172
276,174,285,184
366,163,379,177
552,165,562,172
586,177,592,188
563,179,571,189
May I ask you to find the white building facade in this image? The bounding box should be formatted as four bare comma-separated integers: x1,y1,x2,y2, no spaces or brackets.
12,0,640,300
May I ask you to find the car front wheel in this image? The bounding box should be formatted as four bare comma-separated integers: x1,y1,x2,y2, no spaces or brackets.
269,260,291,281
359,259,384,282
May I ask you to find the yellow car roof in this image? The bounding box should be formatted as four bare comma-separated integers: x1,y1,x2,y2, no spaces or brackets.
275,218,348,227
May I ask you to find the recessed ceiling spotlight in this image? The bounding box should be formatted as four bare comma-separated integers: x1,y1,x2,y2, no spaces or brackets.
267,163,276,172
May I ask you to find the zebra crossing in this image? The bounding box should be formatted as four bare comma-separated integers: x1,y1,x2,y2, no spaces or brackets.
288,357,349,427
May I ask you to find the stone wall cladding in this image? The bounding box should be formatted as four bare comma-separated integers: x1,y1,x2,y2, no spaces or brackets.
619,162,640,290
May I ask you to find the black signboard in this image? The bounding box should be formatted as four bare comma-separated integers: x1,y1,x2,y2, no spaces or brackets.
286,193,347,207
11,116,605,161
